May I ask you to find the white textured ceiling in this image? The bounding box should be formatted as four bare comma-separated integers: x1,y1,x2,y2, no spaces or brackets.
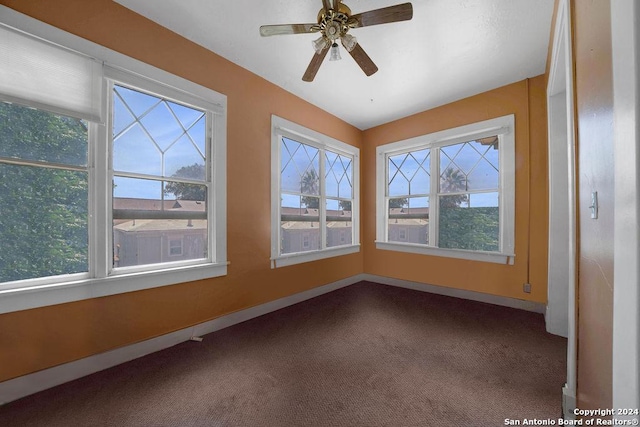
114,0,554,130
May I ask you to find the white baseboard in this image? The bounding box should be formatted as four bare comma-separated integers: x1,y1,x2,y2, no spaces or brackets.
0,274,364,406
562,384,576,419
191,274,366,337
362,274,546,313
0,273,546,405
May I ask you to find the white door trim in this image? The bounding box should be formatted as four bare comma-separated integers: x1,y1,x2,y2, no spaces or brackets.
546,0,577,418
611,0,640,417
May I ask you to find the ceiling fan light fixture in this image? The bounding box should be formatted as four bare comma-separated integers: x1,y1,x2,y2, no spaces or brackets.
329,42,341,61
312,36,329,54
341,33,357,52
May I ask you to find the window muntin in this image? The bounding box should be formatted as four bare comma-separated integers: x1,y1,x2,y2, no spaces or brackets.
376,115,514,264
272,116,360,268
387,148,430,245
325,150,354,249
111,83,210,269
385,139,502,250
0,103,89,283
278,138,354,256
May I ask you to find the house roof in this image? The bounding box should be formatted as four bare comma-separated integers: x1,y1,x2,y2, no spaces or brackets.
113,198,207,229
389,207,429,216
113,198,206,212
281,207,352,219
388,219,428,227
114,219,207,233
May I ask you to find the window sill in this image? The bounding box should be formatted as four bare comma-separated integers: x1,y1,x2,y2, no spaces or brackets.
0,262,228,315
375,241,515,265
271,244,360,268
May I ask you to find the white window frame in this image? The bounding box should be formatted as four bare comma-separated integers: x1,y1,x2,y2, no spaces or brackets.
375,115,515,265
271,115,360,268
0,7,227,315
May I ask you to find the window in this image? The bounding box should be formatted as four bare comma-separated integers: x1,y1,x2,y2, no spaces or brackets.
271,116,359,268
111,80,210,269
0,12,227,314
0,104,89,283
169,239,183,257
376,115,515,264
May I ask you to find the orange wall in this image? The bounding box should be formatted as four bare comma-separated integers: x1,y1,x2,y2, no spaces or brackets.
0,0,550,383
0,0,363,382
362,77,549,302
572,0,614,409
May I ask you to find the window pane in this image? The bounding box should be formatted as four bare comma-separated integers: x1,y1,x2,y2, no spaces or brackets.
388,197,429,244
114,175,208,202
113,219,206,267
325,151,352,199
112,84,206,180
280,194,320,254
0,102,88,167
326,198,352,248
439,138,499,193
113,122,162,175
0,163,88,282
280,137,320,195
113,176,162,199
113,177,207,268
388,149,430,197
439,192,499,252
140,102,185,151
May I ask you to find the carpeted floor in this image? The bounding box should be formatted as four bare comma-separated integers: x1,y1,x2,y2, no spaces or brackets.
0,281,567,426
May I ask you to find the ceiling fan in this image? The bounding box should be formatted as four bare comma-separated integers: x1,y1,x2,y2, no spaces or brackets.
260,1,413,82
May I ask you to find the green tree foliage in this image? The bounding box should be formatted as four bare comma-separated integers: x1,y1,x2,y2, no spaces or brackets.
389,198,408,208
0,103,89,283
437,167,498,251
338,200,352,211
164,163,206,201
439,206,499,251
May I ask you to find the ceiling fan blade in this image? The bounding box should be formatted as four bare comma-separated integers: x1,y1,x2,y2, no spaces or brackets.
332,0,341,11
322,0,332,12
302,46,330,82
349,3,413,28
260,24,318,37
345,43,378,76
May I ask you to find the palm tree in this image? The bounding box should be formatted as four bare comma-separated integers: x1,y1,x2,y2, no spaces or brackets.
300,169,319,208
440,167,468,207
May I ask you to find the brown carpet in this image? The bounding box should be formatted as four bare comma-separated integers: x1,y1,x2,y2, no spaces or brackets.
0,281,566,426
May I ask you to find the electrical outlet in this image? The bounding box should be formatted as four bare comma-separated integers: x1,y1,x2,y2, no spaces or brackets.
523,283,532,293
